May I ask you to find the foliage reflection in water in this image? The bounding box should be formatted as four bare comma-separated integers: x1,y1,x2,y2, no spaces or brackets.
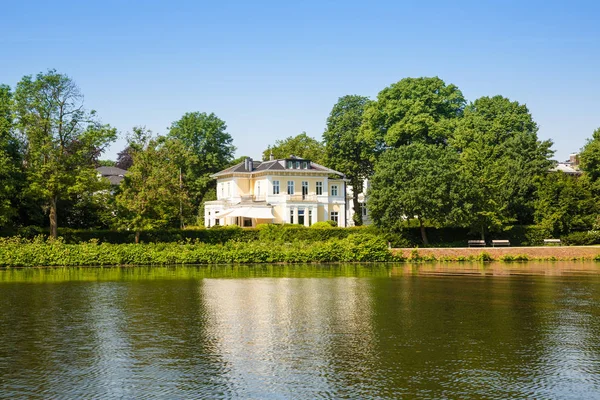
0,263,599,399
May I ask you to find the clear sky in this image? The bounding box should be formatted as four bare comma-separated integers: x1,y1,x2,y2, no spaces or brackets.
2,0,599,162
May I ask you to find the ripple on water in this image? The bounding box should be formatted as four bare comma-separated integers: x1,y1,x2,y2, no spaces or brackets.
0,266,599,398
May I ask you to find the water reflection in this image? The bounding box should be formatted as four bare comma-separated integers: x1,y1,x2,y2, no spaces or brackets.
0,263,599,398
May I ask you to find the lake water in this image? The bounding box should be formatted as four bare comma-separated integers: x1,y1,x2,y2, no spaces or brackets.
1,263,599,399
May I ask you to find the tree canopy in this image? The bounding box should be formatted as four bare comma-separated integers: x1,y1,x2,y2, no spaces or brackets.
579,127,600,183
323,95,372,225
451,96,554,238
115,132,191,242
361,77,466,152
262,132,325,163
13,70,117,237
168,112,235,216
368,143,460,244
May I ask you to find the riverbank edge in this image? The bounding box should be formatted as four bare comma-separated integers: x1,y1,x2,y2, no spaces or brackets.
393,246,600,262
1,243,600,267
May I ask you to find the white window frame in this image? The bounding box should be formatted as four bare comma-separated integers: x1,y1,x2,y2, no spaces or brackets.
273,180,280,195
331,185,338,196
316,182,323,195
301,181,308,196
330,211,339,223
287,180,294,195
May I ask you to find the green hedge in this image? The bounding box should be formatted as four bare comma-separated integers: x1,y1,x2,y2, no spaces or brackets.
0,234,395,267
0,224,554,246
561,231,600,246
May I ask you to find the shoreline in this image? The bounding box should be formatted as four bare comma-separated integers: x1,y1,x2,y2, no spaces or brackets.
394,246,600,261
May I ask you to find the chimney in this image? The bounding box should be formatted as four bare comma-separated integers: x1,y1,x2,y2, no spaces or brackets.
244,158,249,171
247,157,253,172
270,152,274,161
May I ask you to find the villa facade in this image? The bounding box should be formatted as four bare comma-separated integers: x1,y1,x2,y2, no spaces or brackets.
204,156,351,227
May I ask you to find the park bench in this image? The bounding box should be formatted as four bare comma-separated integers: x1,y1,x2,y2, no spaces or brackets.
543,239,562,246
468,240,486,247
492,240,510,247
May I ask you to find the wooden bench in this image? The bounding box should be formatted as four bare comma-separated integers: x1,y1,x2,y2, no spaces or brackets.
492,240,510,247
543,239,561,246
468,240,486,247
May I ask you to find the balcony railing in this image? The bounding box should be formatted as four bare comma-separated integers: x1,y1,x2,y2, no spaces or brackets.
240,195,266,202
287,194,317,202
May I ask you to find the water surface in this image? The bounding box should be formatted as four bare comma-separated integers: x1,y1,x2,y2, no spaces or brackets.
1,263,599,399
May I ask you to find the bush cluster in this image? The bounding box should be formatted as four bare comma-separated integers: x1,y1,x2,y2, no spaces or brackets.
0,234,395,267
1,224,555,247
561,231,600,246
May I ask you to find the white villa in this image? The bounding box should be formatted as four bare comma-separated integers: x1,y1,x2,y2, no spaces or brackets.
204,155,355,228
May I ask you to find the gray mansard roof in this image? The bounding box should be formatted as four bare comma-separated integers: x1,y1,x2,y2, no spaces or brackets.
96,166,129,185
211,156,344,178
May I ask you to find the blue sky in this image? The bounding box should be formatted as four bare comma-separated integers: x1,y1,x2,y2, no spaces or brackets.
2,0,599,161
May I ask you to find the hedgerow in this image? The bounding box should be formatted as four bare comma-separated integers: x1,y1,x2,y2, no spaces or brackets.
0,234,394,267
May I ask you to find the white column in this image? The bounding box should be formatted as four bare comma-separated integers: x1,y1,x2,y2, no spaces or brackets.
304,208,310,227
312,206,318,223
293,207,299,225
338,204,345,227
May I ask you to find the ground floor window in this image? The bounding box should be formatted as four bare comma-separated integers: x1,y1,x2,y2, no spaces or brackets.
330,211,339,224
290,209,294,224
298,209,305,225
243,217,252,227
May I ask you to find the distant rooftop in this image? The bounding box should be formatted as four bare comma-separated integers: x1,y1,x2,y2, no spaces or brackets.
96,166,129,185
550,163,582,176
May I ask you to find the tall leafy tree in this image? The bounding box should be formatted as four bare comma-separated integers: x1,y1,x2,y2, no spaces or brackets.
534,172,597,235
368,143,460,244
115,129,191,243
323,95,372,225
451,96,554,239
168,112,235,215
13,70,116,237
262,132,325,164
361,77,466,153
579,127,600,184
0,84,20,227
115,145,134,170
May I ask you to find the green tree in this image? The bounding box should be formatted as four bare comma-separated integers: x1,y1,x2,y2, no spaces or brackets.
368,143,459,245
96,159,115,167
13,70,117,237
0,85,20,227
534,172,597,235
361,77,466,153
168,112,235,216
451,96,554,239
579,127,600,183
115,130,191,243
262,132,325,164
323,95,372,225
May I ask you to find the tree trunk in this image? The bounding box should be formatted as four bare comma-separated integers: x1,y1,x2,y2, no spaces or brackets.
49,196,58,239
352,194,362,226
135,231,140,244
480,222,486,241
418,217,429,246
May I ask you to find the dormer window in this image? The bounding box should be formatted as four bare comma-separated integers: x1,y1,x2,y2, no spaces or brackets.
302,161,308,169
295,161,300,169
287,161,293,169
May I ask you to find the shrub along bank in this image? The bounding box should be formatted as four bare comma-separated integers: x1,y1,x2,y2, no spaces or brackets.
0,234,393,267
1,224,554,247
